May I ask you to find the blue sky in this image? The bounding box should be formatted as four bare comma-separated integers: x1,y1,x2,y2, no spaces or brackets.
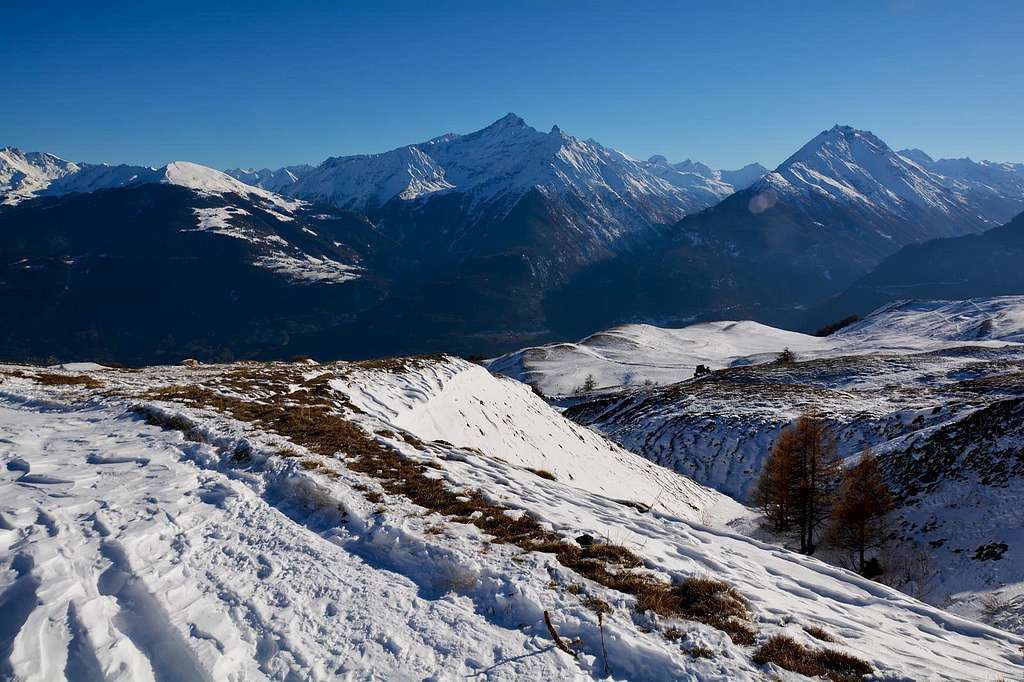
2,1,1022,170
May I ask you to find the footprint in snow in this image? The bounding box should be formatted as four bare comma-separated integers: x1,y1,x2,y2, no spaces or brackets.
256,554,274,580
86,454,150,466
17,473,73,485
197,483,236,508
6,458,30,472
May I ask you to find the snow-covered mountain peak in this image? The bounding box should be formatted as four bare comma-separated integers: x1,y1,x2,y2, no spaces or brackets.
892,148,1024,221
785,124,892,166
162,160,242,191
898,147,935,166
487,111,528,130
0,146,80,205
719,162,770,190
293,144,453,211
238,115,768,232
1,149,300,211
759,124,977,219
285,113,707,233
223,164,314,193
673,159,716,177
155,161,301,211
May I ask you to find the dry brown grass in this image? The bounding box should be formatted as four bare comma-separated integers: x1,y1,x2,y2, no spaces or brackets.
33,373,103,389
525,467,557,480
580,595,611,615
752,635,871,682
351,355,446,374
646,577,758,645
803,624,837,643
687,646,715,659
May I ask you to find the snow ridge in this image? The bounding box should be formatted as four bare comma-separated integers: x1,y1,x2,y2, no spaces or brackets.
0,148,300,212
490,295,1024,396
249,114,764,244
0,147,79,205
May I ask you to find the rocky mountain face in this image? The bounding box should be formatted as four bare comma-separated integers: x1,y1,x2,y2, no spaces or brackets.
224,114,758,298
229,114,751,234
898,148,1024,223
4,121,1024,362
545,126,1020,337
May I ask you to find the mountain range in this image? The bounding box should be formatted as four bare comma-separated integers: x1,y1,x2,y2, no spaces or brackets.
545,125,1023,336
2,115,1023,363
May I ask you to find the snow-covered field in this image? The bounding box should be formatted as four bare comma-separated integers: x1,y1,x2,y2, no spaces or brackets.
489,297,1024,396
487,321,834,396
1,358,1022,680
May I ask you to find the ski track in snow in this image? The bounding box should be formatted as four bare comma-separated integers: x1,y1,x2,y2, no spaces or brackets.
0,360,1022,680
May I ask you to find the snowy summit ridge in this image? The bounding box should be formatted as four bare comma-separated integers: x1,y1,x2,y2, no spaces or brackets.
757,124,981,221
0,150,299,212
231,113,763,233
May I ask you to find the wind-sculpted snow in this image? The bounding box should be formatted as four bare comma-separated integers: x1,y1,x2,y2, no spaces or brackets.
834,296,1024,349
334,358,742,525
1,359,1022,680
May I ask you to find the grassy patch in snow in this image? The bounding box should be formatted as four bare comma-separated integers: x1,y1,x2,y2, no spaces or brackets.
803,624,838,642
752,634,871,682
687,646,715,659
350,354,447,374
32,373,104,389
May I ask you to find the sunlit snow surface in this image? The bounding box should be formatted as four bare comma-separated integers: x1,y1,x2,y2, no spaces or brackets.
1,358,1022,680
254,253,361,284
489,296,1024,396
